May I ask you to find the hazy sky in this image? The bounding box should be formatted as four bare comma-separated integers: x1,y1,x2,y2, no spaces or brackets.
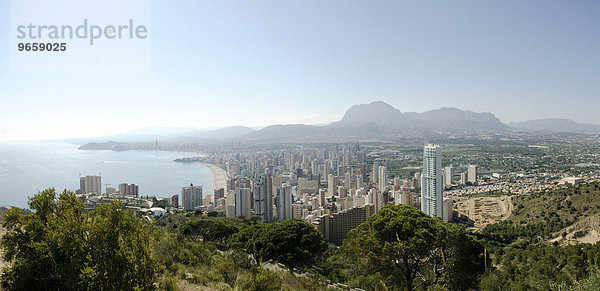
1,0,599,141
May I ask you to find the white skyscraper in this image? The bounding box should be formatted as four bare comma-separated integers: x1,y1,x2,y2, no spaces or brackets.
460,172,468,185
467,165,478,185
444,165,454,186
344,172,352,190
356,174,363,190
371,160,380,183
327,174,336,197
421,144,443,218
378,165,387,191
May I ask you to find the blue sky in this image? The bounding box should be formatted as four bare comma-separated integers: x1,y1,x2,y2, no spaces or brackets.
0,0,599,141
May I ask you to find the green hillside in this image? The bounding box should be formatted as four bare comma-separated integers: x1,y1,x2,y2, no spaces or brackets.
483,182,600,245
479,182,600,290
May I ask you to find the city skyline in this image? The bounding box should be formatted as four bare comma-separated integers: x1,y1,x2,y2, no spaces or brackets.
1,1,599,288
1,1,599,141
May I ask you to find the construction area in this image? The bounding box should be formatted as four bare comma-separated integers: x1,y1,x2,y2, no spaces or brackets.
453,195,513,227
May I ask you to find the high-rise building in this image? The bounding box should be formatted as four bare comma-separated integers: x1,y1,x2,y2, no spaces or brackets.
460,172,468,185
80,175,102,195
394,190,414,206
314,204,376,245
213,188,225,204
79,177,86,194
344,172,352,190
338,186,347,198
319,189,327,207
371,160,380,183
106,187,116,195
170,194,179,207
254,174,273,222
443,197,453,222
378,165,387,191
276,185,292,221
368,188,384,213
118,183,139,197
444,165,454,186
298,178,319,195
413,172,422,188
226,178,236,192
421,144,443,218
357,152,367,164
292,203,304,219
359,163,367,179
228,187,251,218
467,165,478,185
118,183,127,195
324,161,331,177
327,174,337,196
181,184,202,211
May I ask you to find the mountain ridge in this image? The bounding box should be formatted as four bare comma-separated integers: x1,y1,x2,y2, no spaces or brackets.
510,118,600,134
77,101,600,145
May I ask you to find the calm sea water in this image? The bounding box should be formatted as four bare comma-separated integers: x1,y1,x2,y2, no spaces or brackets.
0,142,214,208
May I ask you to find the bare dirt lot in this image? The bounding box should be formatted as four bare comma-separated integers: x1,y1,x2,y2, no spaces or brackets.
453,195,513,227
551,214,600,245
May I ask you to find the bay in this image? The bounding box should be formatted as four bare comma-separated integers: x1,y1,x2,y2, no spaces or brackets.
0,142,214,208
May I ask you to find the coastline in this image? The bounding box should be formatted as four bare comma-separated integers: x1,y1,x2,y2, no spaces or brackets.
200,163,228,191
76,145,226,193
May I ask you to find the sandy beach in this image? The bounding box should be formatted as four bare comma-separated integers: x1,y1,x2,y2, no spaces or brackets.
200,163,228,191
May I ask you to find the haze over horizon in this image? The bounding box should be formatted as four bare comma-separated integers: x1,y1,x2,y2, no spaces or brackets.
1,0,598,141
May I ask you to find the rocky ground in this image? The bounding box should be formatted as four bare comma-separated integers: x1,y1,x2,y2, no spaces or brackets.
551,214,600,245
454,195,513,227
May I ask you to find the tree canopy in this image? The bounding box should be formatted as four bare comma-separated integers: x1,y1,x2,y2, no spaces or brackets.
180,217,240,244
229,218,327,270
337,204,485,290
1,188,159,290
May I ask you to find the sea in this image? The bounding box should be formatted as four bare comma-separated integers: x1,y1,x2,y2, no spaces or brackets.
0,142,214,208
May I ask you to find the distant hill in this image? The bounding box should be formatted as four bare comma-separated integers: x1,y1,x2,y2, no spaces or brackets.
184,126,256,140
78,126,257,150
510,118,600,134
78,141,131,151
328,101,508,133
333,101,403,127
244,101,508,141
408,107,507,132
75,101,600,145
57,127,197,144
331,102,506,131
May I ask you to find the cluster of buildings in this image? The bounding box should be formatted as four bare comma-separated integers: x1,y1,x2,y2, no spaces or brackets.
76,142,484,245
183,142,461,245
76,175,140,198
74,134,600,248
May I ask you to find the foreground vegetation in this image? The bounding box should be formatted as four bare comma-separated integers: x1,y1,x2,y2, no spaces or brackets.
6,183,600,290
1,188,487,290
1,189,158,290
479,182,600,290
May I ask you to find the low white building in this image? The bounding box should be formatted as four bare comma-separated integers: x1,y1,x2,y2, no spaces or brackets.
148,207,166,217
